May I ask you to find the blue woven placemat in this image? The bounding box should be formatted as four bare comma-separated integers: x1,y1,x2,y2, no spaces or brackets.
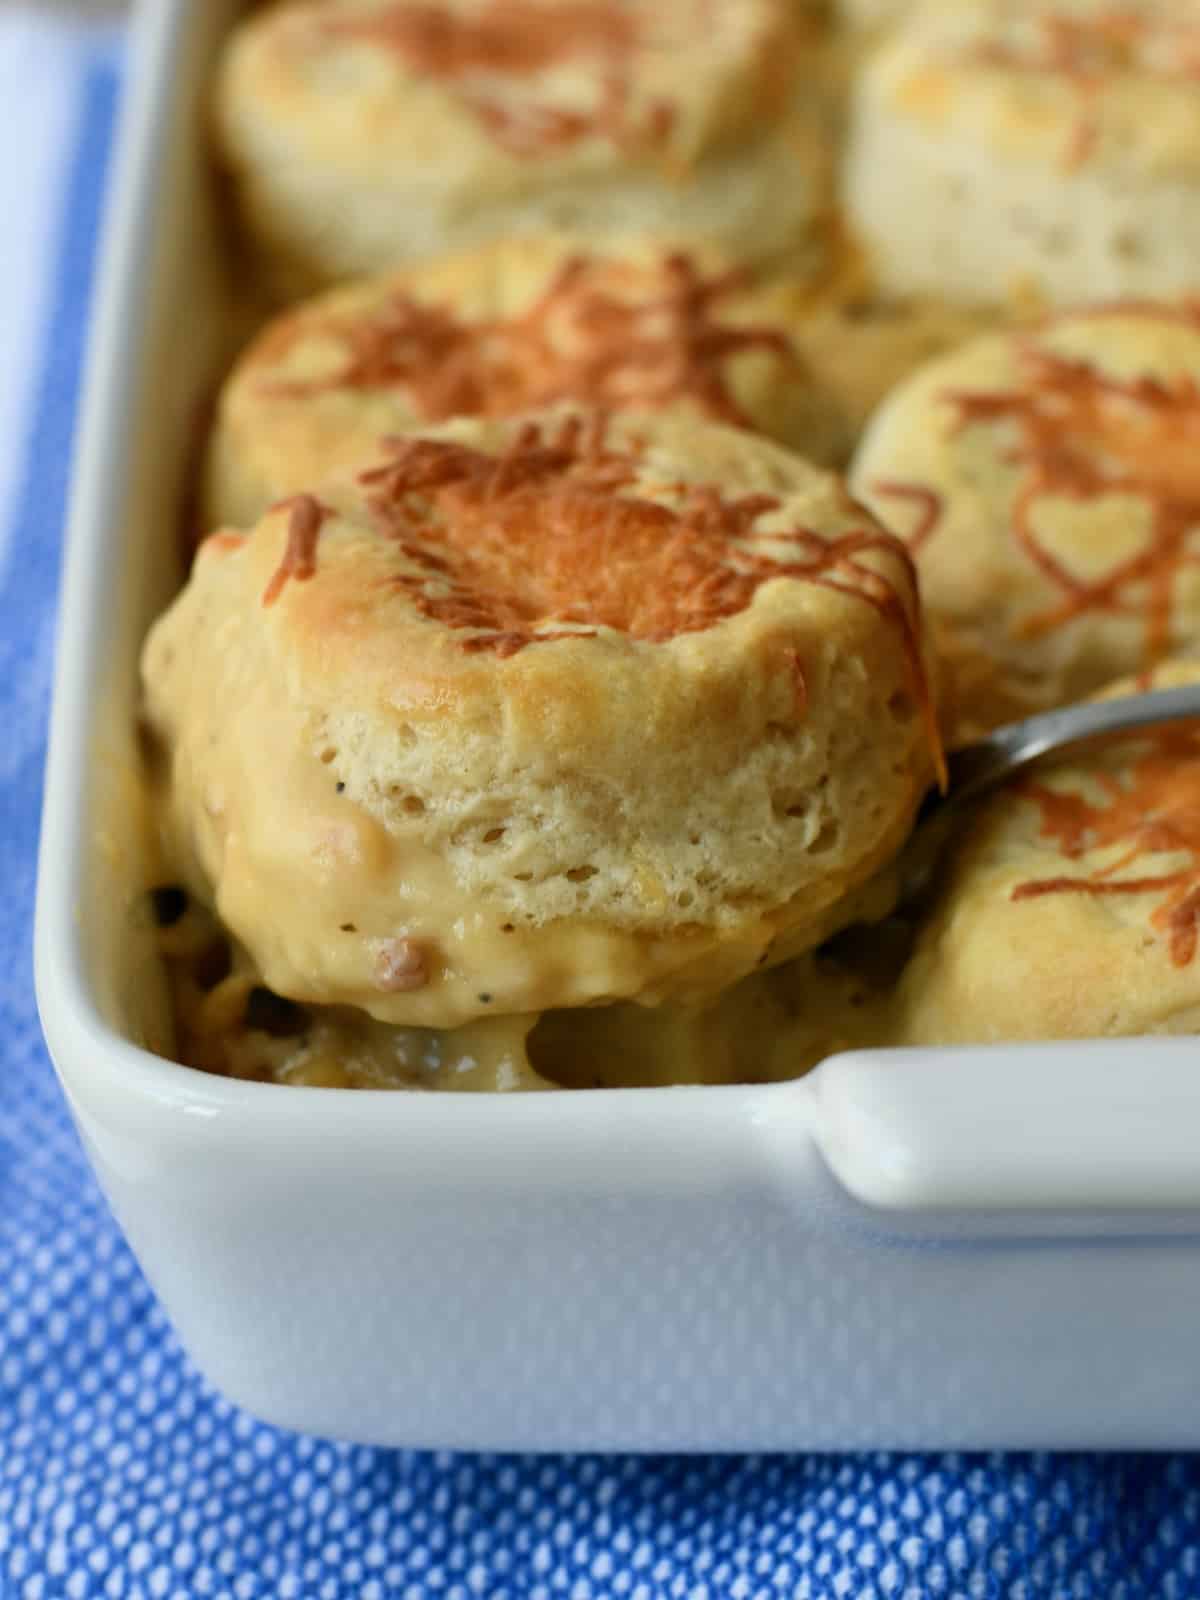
3,22,1200,1599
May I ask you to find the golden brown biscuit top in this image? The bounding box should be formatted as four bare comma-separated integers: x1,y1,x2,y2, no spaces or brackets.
1011,726,1200,967
258,415,935,729
312,0,793,161
868,303,1200,668
257,252,797,428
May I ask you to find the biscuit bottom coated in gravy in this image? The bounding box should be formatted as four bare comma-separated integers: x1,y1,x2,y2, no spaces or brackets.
154,889,890,1090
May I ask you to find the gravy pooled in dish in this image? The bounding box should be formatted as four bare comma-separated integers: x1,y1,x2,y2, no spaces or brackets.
154,888,891,1089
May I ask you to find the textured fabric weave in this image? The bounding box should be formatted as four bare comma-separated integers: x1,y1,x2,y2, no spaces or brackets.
4,20,1200,1599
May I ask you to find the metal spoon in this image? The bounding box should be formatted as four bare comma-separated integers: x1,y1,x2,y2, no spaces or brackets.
898,683,1200,907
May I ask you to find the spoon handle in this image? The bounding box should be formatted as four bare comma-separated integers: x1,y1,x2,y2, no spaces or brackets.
942,682,1200,811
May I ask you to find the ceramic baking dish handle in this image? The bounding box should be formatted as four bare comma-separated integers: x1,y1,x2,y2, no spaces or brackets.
806,1041,1200,1213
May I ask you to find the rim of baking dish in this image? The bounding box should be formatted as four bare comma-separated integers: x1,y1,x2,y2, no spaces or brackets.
33,0,1200,1225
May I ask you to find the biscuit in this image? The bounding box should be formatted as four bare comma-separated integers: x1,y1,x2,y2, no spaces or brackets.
206,237,852,529
143,407,940,1029
215,0,827,295
844,0,1200,305
896,659,1200,1044
851,304,1200,738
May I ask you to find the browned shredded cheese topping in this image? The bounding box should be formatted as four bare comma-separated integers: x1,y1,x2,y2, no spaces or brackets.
262,493,330,607
871,307,1200,663
264,253,797,431
1013,728,1200,967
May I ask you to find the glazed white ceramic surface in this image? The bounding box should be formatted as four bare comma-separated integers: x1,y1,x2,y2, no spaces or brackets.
34,0,1200,1450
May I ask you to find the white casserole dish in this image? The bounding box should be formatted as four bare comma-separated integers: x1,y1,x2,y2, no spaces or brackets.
33,0,1200,1451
